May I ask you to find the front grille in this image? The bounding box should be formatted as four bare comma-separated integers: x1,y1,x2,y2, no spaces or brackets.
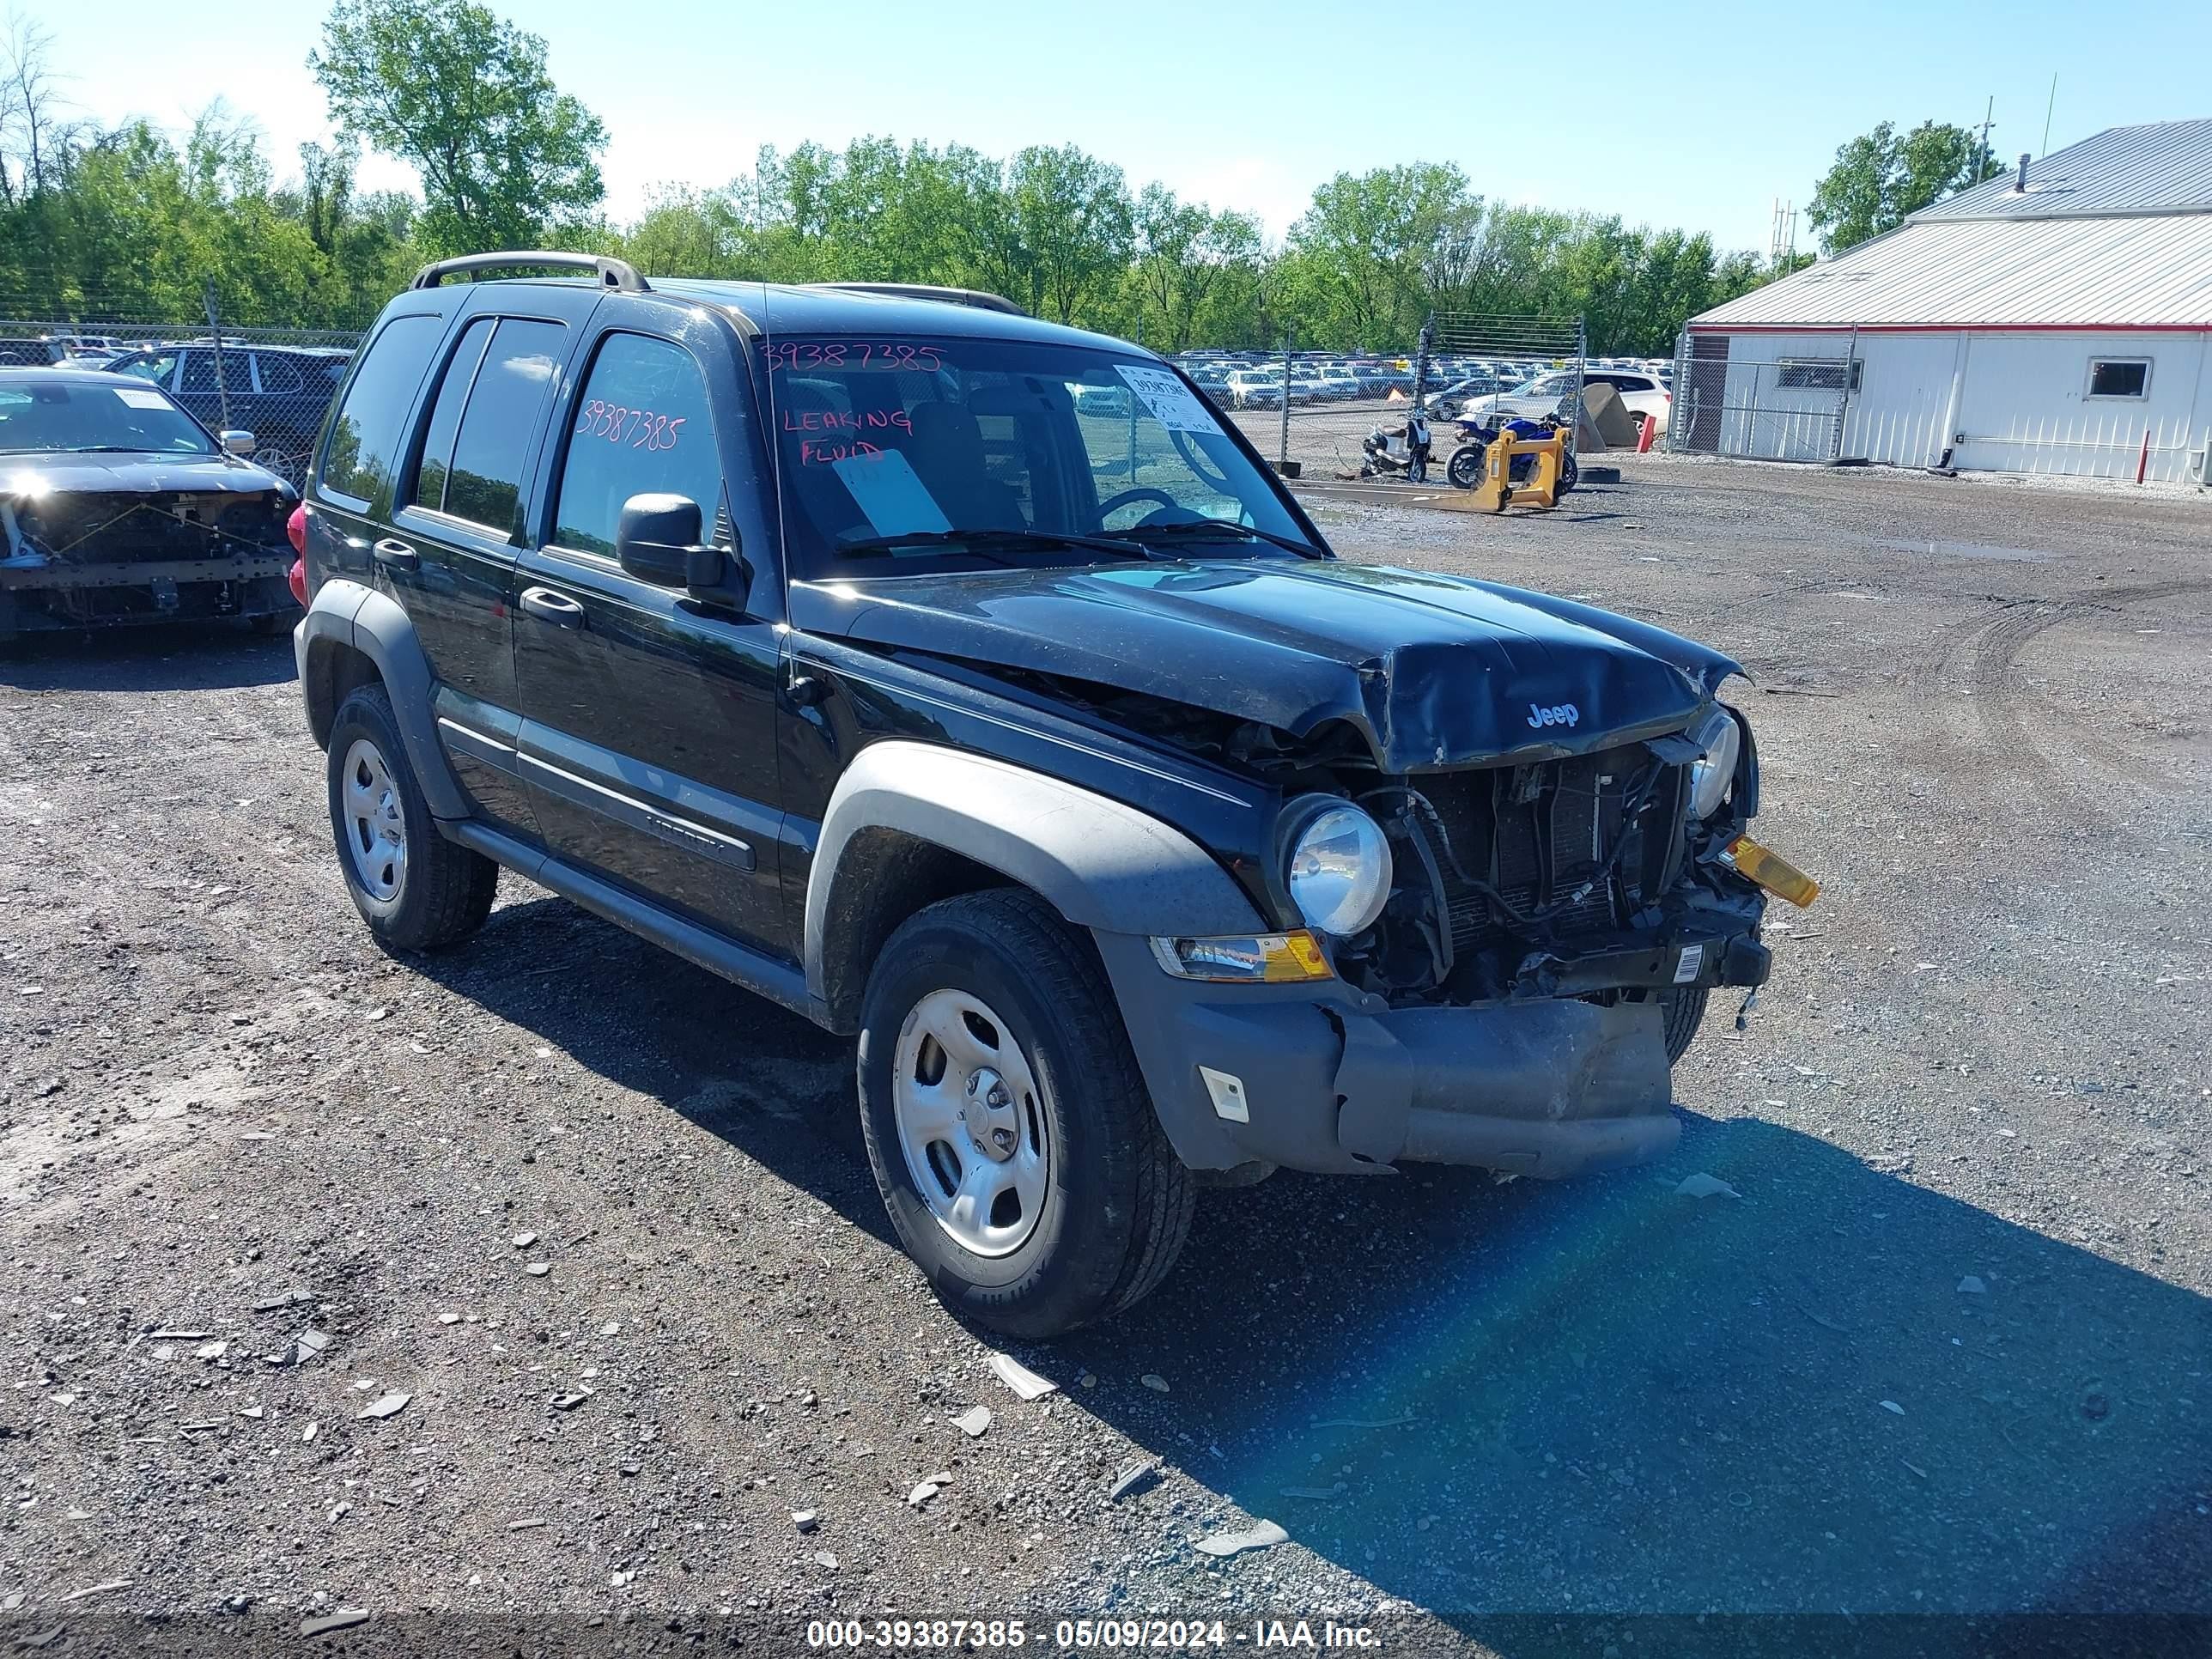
1414,742,1677,955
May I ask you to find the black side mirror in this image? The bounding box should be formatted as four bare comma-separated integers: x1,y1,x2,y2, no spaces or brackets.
615,493,749,610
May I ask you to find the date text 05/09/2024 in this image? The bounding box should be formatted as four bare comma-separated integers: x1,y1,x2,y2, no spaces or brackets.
803,1619,1383,1650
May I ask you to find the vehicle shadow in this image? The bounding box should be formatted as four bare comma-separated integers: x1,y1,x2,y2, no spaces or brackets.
0,622,298,692
416,895,2212,1626
1067,1123,2212,1628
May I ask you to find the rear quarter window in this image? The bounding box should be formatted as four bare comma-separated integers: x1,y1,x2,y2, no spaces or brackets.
319,314,446,505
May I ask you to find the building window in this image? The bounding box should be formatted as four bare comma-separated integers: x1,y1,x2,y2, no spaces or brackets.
2087,358,2150,399
1777,358,1861,392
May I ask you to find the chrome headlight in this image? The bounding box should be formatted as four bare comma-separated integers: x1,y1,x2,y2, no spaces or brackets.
1687,707,1742,819
1282,799,1393,937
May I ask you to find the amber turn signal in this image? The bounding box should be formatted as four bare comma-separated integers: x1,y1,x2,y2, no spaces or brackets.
1727,836,1820,909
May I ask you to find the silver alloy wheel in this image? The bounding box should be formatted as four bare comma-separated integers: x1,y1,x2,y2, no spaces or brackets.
890,988,1050,1258
338,736,407,902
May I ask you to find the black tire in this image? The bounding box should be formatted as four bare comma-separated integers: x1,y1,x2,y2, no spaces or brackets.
1559,450,1580,494
1661,987,1709,1064
1446,443,1485,489
857,888,1195,1339
325,683,497,952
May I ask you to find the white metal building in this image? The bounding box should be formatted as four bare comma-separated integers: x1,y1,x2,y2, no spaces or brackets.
1679,118,2212,483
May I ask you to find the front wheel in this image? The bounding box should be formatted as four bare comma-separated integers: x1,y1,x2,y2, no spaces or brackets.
1446,443,1485,489
1559,450,1580,494
1660,987,1709,1064
857,889,1194,1339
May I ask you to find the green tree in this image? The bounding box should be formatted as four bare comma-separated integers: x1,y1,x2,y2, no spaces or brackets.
1285,163,1472,347
309,0,606,257
1006,144,1132,325
1807,119,2002,254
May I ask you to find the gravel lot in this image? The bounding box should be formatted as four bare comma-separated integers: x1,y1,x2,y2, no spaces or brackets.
1,457,2207,1655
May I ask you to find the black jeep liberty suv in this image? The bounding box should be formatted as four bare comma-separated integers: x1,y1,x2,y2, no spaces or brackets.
295,252,1814,1337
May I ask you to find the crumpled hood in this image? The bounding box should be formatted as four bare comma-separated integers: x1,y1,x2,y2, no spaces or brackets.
0,451,288,496
792,558,1742,772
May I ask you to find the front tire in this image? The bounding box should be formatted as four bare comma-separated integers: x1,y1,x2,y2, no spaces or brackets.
857,889,1194,1339
325,683,497,951
1446,443,1485,489
1661,987,1709,1064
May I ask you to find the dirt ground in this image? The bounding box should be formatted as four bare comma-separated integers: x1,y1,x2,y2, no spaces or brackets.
0,455,2207,1655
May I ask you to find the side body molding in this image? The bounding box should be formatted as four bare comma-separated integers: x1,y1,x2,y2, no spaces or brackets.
803,738,1263,1008
295,577,470,820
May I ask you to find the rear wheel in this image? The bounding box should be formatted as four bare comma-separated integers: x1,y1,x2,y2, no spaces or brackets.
325,683,498,951
857,889,1194,1339
1559,450,1580,493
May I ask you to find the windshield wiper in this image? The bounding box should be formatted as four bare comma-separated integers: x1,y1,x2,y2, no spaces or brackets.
836,526,1163,562
1101,520,1328,560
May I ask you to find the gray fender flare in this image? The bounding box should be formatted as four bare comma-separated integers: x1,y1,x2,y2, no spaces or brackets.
803,739,1262,1008
295,578,469,820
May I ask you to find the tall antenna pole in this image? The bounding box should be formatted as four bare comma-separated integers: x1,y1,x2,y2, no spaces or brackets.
1975,96,1995,181
2041,75,2057,155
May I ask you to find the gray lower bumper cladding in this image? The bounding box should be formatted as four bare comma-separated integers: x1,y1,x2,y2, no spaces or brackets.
1094,933,1678,1180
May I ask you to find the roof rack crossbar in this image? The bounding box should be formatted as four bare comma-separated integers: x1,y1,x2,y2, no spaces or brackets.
409,252,650,294
808,282,1026,318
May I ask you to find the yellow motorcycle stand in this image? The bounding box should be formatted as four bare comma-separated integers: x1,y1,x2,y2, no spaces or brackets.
1473,428,1568,513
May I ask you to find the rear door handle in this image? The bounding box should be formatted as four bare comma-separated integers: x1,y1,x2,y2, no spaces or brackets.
520,586,586,628
371,538,418,572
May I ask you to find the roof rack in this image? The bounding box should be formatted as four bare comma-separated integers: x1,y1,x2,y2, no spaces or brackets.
409,252,650,293
809,282,1026,318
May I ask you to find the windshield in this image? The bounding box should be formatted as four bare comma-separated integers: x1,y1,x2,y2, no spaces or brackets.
760,336,1316,578
0,376,214,456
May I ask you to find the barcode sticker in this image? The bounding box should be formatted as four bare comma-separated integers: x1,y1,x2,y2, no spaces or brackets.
1673,945,1705,985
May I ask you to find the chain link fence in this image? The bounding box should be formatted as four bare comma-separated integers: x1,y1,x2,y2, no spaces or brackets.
1,317,363,489
1667,328,1857,464
1177,314,1587,480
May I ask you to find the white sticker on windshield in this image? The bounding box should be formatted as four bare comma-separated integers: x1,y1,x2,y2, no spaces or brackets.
830,447,952,538
1115,365,1224,435
112,386,168,410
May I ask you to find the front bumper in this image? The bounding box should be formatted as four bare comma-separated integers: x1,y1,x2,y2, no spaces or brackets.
0,554,296,628
1094,921,1768,1181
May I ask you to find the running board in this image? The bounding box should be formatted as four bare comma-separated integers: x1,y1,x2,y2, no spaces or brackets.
445,821,823,1024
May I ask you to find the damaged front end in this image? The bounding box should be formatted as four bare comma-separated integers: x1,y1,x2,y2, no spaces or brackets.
1319,702,1778,1018
0,484,297,633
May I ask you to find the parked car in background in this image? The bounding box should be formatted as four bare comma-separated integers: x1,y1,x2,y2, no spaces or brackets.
0,338,69,368
0,368,300,644
1463,368,1672,436
104,342,353,489
1425,374,1504,420
1224,369,1283,410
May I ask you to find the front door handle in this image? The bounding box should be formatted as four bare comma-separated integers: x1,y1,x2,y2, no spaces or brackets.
372,538,418,573
520,586,586,628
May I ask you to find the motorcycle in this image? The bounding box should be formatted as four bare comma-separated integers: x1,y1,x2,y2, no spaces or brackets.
1358,420,1433,481
1445,416,1579,494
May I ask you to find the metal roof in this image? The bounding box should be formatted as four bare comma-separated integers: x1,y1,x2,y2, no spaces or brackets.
1693,120,2212,330
1692,213,2212,328
1914,118,2212,222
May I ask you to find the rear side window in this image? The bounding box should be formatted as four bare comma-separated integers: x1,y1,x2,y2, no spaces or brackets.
321,314,445,504
253,355,306,395
410,319,497,515
441,319,567,534
552,333,723,557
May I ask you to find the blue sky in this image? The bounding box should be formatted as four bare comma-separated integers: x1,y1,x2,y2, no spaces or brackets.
38,0,2212,252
